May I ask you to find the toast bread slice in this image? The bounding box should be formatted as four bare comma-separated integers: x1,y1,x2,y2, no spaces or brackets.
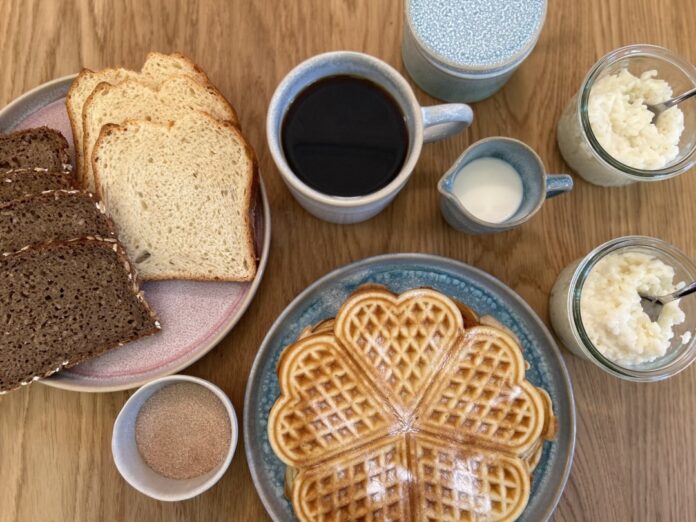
0,168,73,203
0,127,71,172
0,237,160,393
81,76,237,192
0,190,116,253
66,52,237,185
92,112,257,281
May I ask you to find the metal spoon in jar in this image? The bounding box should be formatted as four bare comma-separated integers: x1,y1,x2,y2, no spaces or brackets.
647,86,696,123
639,281,696,322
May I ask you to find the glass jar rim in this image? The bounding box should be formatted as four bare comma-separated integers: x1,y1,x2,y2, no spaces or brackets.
576,44,696,181
567,235,696,381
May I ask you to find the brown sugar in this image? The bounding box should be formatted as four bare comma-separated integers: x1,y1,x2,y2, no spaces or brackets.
135,382,231,479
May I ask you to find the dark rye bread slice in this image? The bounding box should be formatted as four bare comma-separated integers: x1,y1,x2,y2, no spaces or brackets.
1,169,74,204
0,127,71,172
0,238,160,393
0,190,115,253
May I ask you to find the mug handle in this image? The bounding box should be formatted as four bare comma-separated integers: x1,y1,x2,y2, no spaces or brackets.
422,104,474,143
546,174,574,198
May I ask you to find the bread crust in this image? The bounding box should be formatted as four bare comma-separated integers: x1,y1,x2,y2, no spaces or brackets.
147,51,208,79
67,51,239,187
142,51,240,128
66,67,98,183
80,76,239,192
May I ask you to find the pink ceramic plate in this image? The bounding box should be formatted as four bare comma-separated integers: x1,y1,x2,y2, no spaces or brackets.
0,75,271,392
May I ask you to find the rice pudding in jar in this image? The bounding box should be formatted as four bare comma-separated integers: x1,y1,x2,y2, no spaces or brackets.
556,45,696,186
549,236,696,381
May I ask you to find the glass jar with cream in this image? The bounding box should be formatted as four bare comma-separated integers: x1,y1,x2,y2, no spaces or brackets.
549,236,696,381
556,45,696,186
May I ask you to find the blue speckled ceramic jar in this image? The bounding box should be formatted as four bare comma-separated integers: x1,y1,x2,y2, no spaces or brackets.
402,0,548,102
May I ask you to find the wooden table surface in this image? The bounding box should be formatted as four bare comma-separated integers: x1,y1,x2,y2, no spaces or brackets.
1,0,695,521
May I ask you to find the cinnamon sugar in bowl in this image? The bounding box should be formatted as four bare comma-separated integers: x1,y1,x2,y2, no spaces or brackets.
112,375,238,501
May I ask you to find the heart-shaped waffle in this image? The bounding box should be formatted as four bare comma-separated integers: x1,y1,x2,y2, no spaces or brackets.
268,333,397,467
409,433,530,522
269,286,555,522
416,326,545,455
334,287,463,415
292,435,412,521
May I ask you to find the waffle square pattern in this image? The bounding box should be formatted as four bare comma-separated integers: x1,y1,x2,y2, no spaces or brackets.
269,286,556,522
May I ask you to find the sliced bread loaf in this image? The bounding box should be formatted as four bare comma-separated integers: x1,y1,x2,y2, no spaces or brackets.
140,52,208,78
1,169,74,203
0,190,115,253
0,238,160,393
0,127,70,171
93,112,257,281
81,76,237,192
66,52,236,185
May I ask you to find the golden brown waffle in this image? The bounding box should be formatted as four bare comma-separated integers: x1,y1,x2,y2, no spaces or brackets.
293,435,412,521
410,433,530,521
334,287,464,415
537,387,558,441
269,285,555,522
522,437,544,473
417,326,545,455
269,333,397,467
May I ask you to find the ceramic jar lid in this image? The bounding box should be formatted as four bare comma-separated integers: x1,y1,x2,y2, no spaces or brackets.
406,0,548,74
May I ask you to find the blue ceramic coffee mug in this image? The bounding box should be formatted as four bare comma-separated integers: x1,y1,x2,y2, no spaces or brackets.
267,51,474,224
438,137,573,234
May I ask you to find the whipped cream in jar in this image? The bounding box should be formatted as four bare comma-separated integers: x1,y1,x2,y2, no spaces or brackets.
549,236,696,381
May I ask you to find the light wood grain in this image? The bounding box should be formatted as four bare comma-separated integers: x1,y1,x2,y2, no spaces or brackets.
1,0,695,520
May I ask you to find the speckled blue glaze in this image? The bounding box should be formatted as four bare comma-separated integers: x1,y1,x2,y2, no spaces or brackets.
244,254,575,522
402,0,547,102
409,0,546,68
438,137,573,234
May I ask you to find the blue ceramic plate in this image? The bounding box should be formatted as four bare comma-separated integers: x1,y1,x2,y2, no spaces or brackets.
244,254,575,521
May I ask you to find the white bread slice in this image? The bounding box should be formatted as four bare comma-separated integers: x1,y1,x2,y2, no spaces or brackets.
66,52,237,185
82,76,237,192
141,52,208,78
92,112,257,282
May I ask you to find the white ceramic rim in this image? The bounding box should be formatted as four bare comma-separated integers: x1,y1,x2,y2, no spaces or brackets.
266,51,424,209
111,374,238,501
2,74,79,113
0,73,272,393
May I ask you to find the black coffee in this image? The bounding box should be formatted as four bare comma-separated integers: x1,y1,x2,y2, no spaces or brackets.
281,75,408,197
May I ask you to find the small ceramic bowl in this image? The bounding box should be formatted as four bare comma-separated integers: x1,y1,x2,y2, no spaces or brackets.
112,375,238,501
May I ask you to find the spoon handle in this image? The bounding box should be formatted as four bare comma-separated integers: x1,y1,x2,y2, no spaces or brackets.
661,87,696,112
663,281,696,303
